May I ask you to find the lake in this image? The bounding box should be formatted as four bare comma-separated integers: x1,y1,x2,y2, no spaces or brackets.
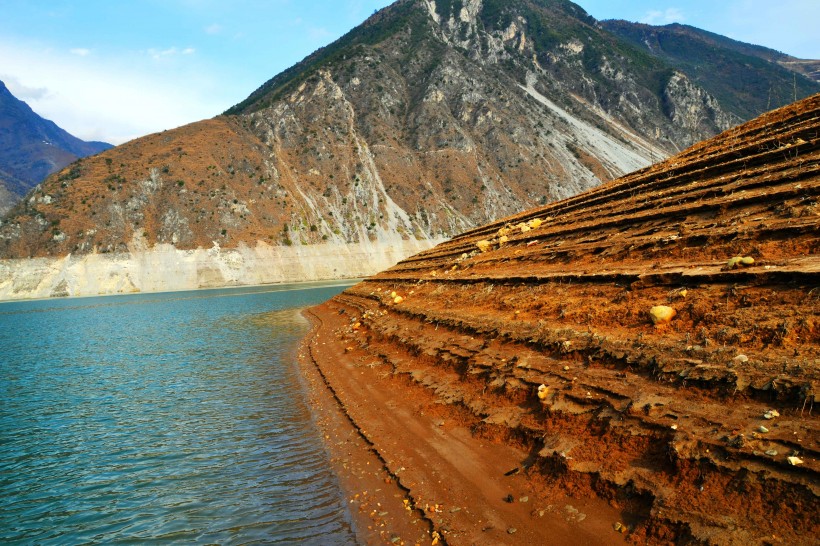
0,283,358,544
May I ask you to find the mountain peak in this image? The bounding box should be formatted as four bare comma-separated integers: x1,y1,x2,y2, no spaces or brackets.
1,1,818,299
0,79,113,215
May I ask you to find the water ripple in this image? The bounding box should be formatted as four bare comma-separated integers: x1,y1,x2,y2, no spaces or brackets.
0,283,356,544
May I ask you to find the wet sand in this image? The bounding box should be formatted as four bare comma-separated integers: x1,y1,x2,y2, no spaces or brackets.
298,302,627,545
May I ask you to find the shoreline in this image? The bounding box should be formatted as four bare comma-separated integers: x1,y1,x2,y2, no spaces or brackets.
0,239,443,301
0,278,362,305
297,300,627,545
296,305,434,545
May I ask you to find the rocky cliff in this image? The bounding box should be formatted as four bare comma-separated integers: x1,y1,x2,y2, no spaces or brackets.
302,93,819,544
1,0,816,299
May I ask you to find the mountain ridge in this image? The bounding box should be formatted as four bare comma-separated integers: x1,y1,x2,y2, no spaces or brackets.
0,0,817,299
0,80,112,215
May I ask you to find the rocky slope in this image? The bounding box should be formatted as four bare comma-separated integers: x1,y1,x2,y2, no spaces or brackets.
0,80,111,216
602,21,820,119
302,94,819,544
1,0,817,299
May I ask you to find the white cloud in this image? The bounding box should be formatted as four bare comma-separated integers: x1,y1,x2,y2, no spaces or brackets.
2,74,50,101
641,7,686,25
147,46,196,59
205,23,222,35
0,40,230,145
70,47,91,56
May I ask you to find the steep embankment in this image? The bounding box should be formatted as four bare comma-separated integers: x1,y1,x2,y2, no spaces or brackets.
302,94,819,545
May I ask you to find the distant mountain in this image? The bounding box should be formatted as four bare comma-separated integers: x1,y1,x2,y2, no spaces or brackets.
0,80,112,215
601,21,820,119
0,0,818,298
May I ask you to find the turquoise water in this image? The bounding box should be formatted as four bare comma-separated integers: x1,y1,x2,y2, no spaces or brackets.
0,283,357,545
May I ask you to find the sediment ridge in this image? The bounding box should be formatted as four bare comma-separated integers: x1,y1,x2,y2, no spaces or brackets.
301,94,819,544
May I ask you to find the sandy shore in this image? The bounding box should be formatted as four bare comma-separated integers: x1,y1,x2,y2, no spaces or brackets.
298,301,628,545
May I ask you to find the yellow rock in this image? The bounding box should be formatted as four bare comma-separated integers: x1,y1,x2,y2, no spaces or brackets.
393,296,404,304
499,235,509,245
476,240,492,252
649,305,676,325
528,218,543,229
391,291,397,298
520,224,531,233
728,256,755,268
537,384,549,400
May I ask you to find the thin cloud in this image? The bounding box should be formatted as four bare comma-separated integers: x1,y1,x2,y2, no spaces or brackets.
308,27,333,42
148,47,195,59
70,47,91,56
2,74,50,101
641,8,685,25
205,23,222,35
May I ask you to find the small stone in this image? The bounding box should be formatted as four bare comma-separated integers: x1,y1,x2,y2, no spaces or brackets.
758,425,769,433
649,305,676,325
733,354,749,363
765,449,778,456
507,527,517,535
393,296,404,304
614,522,624,532
671,424,678,430
519,496,529,503
499,235,509,245
763,409,780,420
787,456,804,466
537,384,549,400
528,218,543,229
563,365,570,371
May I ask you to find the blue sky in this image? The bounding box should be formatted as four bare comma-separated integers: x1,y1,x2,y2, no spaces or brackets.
1,0,817,145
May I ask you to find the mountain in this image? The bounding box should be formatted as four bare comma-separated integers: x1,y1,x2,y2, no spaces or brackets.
303,94,820,545
0,0,818,299
0,80,112,215
601,20,820,119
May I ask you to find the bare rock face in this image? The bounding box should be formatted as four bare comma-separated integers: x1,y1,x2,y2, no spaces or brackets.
1,0,816,297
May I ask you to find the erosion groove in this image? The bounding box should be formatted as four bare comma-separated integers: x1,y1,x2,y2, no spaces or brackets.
306,94,819,545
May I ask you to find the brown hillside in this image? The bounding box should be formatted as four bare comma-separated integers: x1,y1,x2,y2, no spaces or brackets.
301,94,819,544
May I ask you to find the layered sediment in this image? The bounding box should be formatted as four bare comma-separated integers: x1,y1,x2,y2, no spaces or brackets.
0,238,440,300
301,95,819,544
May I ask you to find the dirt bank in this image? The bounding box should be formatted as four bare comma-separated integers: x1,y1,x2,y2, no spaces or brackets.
298,95,819,545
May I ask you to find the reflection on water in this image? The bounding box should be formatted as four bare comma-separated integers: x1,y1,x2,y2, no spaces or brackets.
0,282,356,544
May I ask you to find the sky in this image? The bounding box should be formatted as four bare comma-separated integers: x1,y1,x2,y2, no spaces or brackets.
1,0,817,145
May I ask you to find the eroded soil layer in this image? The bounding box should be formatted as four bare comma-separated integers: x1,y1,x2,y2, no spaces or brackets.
303,95,820,545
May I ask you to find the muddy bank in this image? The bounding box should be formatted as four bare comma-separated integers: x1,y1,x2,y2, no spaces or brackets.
297,95,819,545
298,304,629,545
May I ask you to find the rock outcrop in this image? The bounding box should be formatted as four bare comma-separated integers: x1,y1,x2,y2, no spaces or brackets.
304,94,820,544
